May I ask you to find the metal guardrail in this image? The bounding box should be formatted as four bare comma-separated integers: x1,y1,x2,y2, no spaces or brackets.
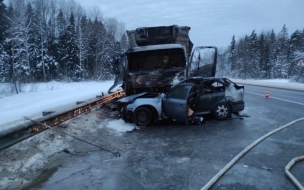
0,90,125,151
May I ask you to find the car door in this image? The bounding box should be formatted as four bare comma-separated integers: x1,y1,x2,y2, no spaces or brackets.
196,79,226,113
162,84,192,123
187,46,217,78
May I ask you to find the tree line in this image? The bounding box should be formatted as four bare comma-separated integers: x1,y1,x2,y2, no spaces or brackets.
217,25,304,82
0,0,128,91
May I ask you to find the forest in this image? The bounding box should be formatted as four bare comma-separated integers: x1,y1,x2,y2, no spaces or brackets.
217,25,304,82
1,0,304,94
0,0,128,90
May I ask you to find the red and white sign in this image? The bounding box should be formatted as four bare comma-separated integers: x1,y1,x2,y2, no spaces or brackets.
297,59,304,67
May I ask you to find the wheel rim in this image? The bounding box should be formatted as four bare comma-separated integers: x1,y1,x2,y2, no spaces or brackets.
137,111,148,122
216,105,228,117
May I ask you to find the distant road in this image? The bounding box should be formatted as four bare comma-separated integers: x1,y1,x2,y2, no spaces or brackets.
245,85,304,106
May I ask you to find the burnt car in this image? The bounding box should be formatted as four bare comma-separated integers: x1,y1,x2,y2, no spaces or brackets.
117,77,245,126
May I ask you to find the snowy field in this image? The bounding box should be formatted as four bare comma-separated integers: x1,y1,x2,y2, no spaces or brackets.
0,81,121,133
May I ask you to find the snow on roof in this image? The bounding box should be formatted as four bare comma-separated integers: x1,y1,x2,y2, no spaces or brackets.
126,44,186,53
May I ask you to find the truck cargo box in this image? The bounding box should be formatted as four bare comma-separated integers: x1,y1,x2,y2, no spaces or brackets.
126,25,193,57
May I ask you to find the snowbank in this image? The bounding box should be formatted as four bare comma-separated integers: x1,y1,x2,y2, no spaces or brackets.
230,79,304,91
0,81,120,132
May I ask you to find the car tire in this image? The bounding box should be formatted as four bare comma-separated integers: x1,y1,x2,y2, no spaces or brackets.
212,103,231,120
133,107,154,126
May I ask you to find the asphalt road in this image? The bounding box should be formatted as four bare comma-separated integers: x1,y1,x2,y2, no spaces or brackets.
24,85,304,190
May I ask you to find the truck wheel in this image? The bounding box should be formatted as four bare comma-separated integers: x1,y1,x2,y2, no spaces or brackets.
133,107,154,126
212,103,231,120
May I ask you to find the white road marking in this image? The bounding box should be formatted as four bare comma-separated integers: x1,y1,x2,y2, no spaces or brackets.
246,91,304,106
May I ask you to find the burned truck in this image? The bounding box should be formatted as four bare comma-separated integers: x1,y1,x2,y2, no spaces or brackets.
108,25,218,95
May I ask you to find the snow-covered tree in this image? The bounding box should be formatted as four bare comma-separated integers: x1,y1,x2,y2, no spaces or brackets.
0,0,127,83
248,30,260,78
267,29,277,78
62,13,80,80
6,0,33,86
77,15,89,80
0,0,9,43
228,35,237,76
258,32,270,78
274,24,289,78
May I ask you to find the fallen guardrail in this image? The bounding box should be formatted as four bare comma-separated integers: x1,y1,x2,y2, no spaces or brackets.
0,90,125,151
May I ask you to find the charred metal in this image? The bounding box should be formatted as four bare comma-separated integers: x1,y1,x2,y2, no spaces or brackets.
108,25,218,96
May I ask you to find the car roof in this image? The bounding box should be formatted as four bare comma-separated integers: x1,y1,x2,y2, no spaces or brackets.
170,77,231,89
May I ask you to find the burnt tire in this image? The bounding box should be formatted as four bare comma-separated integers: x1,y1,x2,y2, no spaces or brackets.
133,107,154,126
212,103,231,120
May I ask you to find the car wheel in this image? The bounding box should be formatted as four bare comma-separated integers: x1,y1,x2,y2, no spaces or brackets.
212,103,231,120
133,107,154,126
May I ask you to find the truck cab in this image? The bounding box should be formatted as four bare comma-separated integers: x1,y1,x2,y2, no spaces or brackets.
123,44,188,95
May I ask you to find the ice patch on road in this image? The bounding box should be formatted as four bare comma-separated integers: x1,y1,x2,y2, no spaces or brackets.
0,177,28,190
22,153,46,172
176,157,190,163
100,119,136,134
106,119,135,132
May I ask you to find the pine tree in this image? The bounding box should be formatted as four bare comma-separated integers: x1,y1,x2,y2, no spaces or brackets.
56,10,67,78
24,2,40,82
242,35,251,79
6,1,34,85
288,30,302,77
228,35,237,77
235,38,245,78
266,29,277,78
0,0,10,83
290,29,304,82
248,30,259,78
78,15,89,80
0,0,9,43
274,24,289,78
87,17,107,79
258,32,269,78
62,13,79,80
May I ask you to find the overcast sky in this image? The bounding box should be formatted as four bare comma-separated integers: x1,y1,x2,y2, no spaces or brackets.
74,0,304,48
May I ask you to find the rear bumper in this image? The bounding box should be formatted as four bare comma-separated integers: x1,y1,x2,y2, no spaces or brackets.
230,101,245,112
